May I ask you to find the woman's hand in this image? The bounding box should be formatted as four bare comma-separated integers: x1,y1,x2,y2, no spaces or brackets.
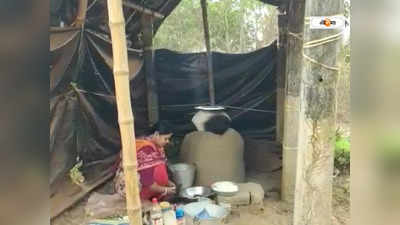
166,186,176,195
160,186,176,197
168,180,176,189
166,181,176,195
150,182,176,196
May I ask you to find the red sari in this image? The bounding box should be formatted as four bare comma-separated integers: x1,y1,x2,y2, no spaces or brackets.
114,139,169,200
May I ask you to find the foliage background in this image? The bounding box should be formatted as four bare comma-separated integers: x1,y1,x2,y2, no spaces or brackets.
154,0,278,53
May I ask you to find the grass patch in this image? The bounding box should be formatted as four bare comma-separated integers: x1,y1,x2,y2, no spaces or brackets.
334,130,350,175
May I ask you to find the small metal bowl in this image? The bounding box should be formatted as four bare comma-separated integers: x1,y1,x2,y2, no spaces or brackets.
180,186,214,200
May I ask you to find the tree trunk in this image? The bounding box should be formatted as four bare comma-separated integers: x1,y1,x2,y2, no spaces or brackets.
239,14,244,52
224,7,230,52
107,1,142,224
293,0,344,225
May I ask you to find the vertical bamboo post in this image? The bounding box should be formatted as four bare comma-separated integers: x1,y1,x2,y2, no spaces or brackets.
74,0,88,27
293,0,344,224
276,6,289,144
141,14,160,126
107,1,142,224
281,0,306,204
200,0,216,106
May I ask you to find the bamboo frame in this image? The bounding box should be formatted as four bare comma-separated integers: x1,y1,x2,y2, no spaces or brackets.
276,9,289,144
123,1,165,19
107,0,142,224
73,0,88,27
281,0,306,204
141,14,160,126
200,0,216,106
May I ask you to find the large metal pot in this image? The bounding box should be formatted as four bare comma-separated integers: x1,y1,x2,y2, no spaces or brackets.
180,186,214,200
169,163,196,191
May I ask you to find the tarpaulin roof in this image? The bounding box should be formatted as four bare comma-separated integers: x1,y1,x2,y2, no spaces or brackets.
50,0,280,217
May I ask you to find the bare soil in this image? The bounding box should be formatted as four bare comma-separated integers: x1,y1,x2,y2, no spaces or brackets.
52,176,349,225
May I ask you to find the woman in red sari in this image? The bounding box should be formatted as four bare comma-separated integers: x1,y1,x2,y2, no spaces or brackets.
114,124,176,201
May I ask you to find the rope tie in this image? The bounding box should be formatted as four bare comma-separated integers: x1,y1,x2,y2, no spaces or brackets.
303,53,340,71
288,31,303,41
287,29,343,71
303,31,344,48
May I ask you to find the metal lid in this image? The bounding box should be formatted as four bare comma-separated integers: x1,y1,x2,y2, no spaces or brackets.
195,105,225,111
160,201,171,209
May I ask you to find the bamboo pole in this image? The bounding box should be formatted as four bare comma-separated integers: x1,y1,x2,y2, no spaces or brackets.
142,14,160,126
74,0,88,27
276,6,289,144
107,1,142,225
200,0,216,106
123,1,165,19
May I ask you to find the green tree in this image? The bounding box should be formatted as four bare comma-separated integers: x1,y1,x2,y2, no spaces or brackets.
154,0,278,53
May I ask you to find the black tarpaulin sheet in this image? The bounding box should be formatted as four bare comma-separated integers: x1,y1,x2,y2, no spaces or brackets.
50,91,78,193
50,43,278,194
155,46,277,135
49,0,279,200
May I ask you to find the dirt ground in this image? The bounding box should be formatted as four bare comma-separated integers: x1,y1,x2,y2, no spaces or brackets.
222,175,349,225
332,175,351,225
51,176,349,225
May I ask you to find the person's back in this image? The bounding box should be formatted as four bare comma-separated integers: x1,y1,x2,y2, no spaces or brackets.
180,115,245,186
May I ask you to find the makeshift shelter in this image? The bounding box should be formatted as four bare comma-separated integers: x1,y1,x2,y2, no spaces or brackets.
50,0,344,224
50,0,277,207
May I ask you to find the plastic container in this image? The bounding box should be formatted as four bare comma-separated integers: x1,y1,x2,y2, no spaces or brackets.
176,208,186,225
169,163,196,190
218,202,232,214
150,198,163,225
182,201,229,225
160,202,177,225
160,201,171,210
